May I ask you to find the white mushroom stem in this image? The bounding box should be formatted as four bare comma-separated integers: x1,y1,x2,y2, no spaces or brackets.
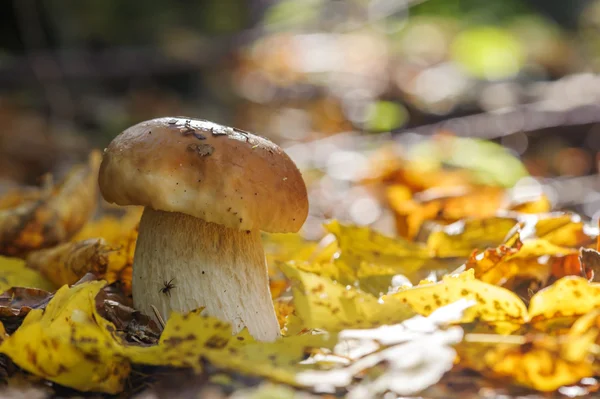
132,208,281,342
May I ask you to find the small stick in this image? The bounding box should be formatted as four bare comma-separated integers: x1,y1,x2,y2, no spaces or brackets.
151,305,166,330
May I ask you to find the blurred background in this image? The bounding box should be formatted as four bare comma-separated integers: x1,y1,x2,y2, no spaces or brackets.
2,0,600,239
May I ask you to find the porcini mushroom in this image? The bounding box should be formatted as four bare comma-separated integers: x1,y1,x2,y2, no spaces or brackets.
98,117,308,342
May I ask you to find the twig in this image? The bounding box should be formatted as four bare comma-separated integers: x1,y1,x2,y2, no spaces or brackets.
151,305,166,330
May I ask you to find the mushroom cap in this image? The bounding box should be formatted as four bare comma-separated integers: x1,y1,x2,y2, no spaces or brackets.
99,117,309,233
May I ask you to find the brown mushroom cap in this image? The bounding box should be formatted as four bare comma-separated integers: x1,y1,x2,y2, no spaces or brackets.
99,117,308,233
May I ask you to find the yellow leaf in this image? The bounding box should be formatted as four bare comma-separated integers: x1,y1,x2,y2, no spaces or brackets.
324,221,454,293
73,207,142,243
529,213,594,248
73,209,142,294
0,256,54,292
0,281,129,394
427,217,518,257
73,216,139,295
280,263,415,331
263,233,319,265
529,276,600,321
391,270,527,333
466,239,580,287
124,310,335,385
105,228,137,295
459,331,596,391
508,194,551,214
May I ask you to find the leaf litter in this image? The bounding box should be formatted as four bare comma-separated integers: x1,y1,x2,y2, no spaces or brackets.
0,137,600,397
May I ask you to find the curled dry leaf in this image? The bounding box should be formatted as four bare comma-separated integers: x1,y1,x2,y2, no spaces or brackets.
0,287,52,318
95,289,160,345
26,238,110,287
0,152,101,258
74,207,142,295
0,287,53,334
580,248,600,282
73,212,140,295
0,182,49,210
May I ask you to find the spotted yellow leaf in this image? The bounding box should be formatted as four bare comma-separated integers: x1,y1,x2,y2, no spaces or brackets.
390,270,527,333
528,276,600,321
459,317,597,392
426,217,518,258
124,310,335,385
0,281,129,394
280,263,415,331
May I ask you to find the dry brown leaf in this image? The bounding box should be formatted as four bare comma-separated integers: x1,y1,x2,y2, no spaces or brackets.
0,287,52,317
581,248,600,282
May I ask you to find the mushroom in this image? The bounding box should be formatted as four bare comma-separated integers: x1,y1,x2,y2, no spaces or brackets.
98,117,308,342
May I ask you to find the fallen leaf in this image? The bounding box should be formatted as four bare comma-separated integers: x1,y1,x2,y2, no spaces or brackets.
324,221,457,294
580,248,600,282
529,276,600,322
388,185,507,239
73,207,142,243
459,325,597,391
73,209,141,294
0,287,52,318
525,212,595,248
280,263,415,331
466,239,580,288
0,280,130,394
427,217,518,258
0,152,101,257
390,270,527,333
508,194,552,214
95,288,160,345
124,310,336,386
26,238,110,287
0,256,54,293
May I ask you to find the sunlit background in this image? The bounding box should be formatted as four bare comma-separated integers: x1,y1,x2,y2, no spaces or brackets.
2,0,600,239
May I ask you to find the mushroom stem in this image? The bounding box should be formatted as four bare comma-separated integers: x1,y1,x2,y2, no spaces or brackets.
132,208,281,342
